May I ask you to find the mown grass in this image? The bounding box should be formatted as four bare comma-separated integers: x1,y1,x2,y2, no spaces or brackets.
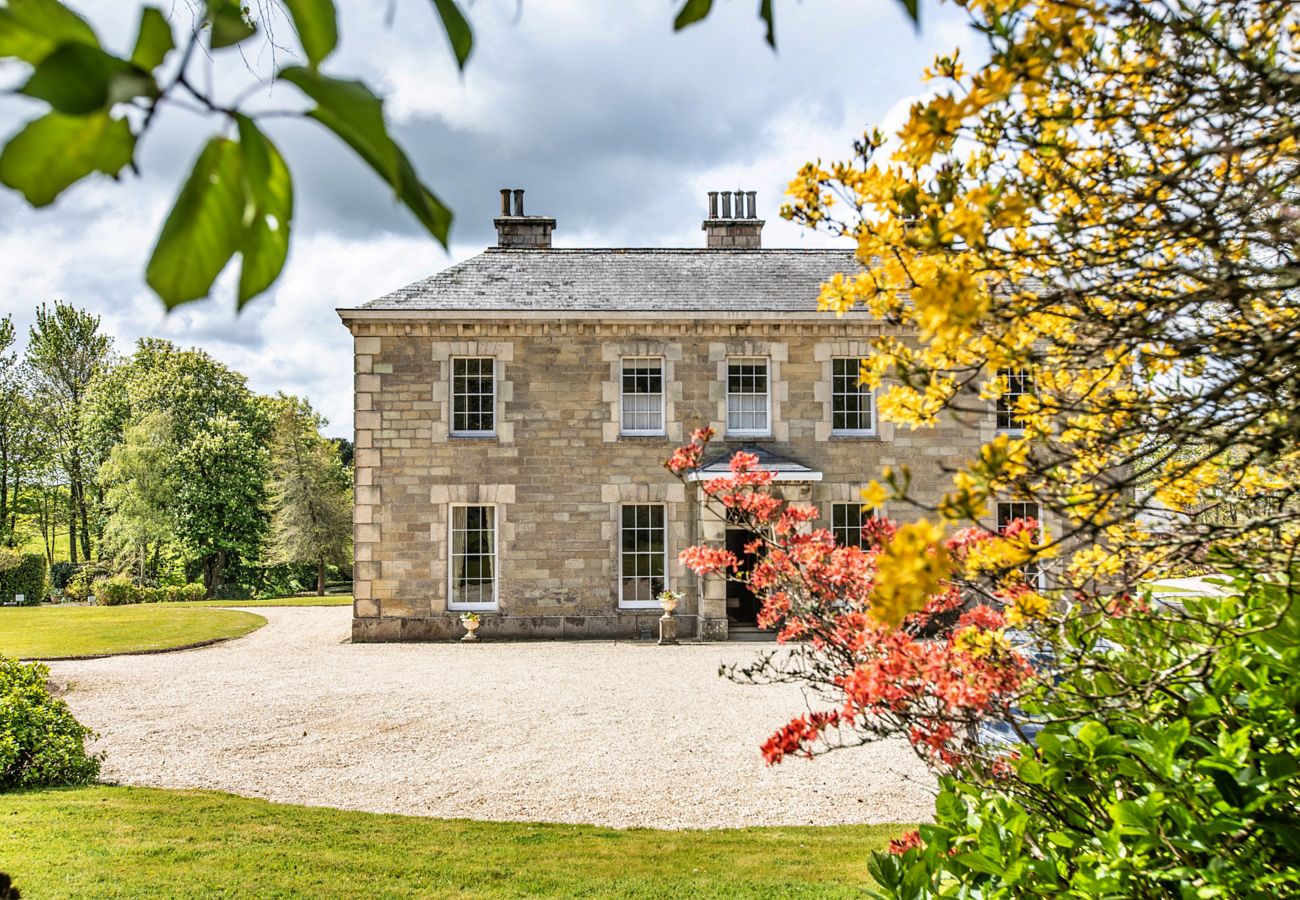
0,605,265,659
0,786,900,899
171,594,354,608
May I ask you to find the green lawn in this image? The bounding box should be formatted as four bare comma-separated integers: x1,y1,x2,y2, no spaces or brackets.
173,594,354,608
0,786,899,898
0,605,265,659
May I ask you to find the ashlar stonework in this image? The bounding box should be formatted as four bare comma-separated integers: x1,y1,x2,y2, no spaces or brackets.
338,189,1026,641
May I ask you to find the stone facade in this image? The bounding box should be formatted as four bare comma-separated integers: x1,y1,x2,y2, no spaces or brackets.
338,188,1053,642
341,313,1006,642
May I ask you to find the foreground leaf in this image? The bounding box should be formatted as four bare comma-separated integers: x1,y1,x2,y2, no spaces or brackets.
146,138,245,307
429,0,472,69
20,42,154,114
282,0,337,69
673,0,713,31
131,7,175,71
209,0,256,49
0,0,99,66
279,67,450,245
0,111,134,207
234,116,293,307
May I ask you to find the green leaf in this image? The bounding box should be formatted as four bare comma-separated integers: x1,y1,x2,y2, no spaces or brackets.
282,0,337,69
234,116,293,307
278,67,451,245
0,111,135,207
900,0,920,24
146,138,245,307
758,0,775,48
429,0,472,69
209,1,256,49
131,7,175,71
20,43,154,114
952,852,1003,876
1017,758,1045,785
673,0,713,31
0,0,99,65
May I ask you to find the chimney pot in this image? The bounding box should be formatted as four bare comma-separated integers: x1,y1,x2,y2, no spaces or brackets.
702,188,763,249
494,187,554,249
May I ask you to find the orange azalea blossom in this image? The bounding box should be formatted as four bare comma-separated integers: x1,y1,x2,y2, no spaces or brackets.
667,433,1041,768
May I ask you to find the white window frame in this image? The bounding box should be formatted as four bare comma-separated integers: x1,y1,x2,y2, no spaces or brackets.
725,356,772,437
450,356,496,438
830,502,877,548
619,356,666,436
618,503,668,608
830,357,877,437
996,368,1031,434
996,500,1046,589
447,503,499,610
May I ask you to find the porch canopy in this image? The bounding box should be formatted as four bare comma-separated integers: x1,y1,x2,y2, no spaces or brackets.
689,445,823,483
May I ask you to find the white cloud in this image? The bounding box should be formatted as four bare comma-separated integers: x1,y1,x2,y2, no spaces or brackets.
1,0,983,437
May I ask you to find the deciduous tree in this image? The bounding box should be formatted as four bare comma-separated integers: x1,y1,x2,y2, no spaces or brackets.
266,396,351,596
25,302,111,562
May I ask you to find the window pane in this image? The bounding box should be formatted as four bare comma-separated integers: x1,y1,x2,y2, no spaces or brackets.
451,505,496,606
452,358,495,434
620,503,667,604
997,368,1032,431
621,358,664,433
831,358,873,433
996,501,1042,586
726,359,769,433
832,502,873,548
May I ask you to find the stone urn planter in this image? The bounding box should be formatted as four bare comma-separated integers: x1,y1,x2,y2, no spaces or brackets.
657,590,682,645
460,613,481,642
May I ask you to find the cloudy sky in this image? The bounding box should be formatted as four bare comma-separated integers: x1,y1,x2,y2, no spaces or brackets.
0,0,981,437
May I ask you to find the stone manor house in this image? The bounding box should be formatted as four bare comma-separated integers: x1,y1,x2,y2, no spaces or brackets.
339,189,1038,641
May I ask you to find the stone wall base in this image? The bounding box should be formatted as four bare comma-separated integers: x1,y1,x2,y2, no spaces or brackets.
352,614,707,642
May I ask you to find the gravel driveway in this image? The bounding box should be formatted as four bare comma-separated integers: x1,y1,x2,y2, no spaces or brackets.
50,608,934,829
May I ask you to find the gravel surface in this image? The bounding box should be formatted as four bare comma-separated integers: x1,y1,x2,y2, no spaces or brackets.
50,608,935,829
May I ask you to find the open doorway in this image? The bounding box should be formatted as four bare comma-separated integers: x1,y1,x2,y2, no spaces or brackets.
725,527,763,624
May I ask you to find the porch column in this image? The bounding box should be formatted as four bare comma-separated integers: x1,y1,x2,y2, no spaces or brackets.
696,486,729,641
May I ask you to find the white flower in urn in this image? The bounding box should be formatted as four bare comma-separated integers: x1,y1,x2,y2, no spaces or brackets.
658,589,682,616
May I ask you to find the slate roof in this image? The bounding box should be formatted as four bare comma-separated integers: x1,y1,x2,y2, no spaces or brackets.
352,248,862,314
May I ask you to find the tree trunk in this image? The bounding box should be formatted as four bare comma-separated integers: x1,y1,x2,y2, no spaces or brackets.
317,558,326,596
204,549,227,599
76,480,91,562
68,493,78,563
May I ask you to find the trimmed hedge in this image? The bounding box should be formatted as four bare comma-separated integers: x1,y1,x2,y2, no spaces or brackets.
93,576,206,605
0,551,46,606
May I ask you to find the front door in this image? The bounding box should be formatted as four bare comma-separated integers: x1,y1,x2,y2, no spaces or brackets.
725,528,762,624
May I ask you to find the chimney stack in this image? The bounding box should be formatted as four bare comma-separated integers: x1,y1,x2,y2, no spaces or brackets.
494,187,556,249
702,188,764,249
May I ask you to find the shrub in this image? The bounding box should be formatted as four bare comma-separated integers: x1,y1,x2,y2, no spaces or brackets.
869,568,1300,898
95,574,138,606
64,568,91,602
213,583,252,601
64,566,110,603
173,583,206,603
48,561,81,591
0,551,46,606
0,656,101,790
